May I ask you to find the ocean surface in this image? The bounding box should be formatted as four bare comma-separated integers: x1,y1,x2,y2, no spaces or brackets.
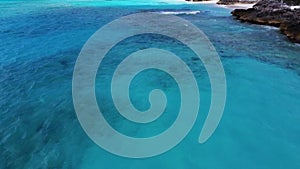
1,0,300,168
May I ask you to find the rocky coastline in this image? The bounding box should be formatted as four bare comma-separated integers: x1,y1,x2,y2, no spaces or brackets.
185,0,300,43
231,0,300,43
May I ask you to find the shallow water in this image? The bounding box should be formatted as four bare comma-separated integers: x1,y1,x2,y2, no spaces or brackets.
0,1,300,169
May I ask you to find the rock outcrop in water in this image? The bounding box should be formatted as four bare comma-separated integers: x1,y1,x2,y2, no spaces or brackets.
232,0,300,43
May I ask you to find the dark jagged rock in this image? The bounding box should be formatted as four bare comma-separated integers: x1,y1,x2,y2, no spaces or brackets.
232,0,300,43
280,19,300,42
217,0,257,5
284,0,300,5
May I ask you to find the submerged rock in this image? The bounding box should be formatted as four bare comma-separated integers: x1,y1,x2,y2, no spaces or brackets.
232,0,300,43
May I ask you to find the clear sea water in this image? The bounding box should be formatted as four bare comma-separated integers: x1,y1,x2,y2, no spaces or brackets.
1,0,300,168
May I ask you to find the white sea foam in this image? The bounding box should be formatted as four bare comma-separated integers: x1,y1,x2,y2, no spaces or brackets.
185,0,218,4
218,3,254,9
260,25,280,30
290,6,300,10
159,10,201,15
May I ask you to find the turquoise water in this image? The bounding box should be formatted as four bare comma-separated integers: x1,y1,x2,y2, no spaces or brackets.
1,0,300,168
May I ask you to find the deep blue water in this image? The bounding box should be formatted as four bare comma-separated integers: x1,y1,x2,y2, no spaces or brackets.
1,1,300,169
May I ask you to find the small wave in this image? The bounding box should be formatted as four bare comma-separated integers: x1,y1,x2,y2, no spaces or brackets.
158,10,201,15
260,25,279,30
